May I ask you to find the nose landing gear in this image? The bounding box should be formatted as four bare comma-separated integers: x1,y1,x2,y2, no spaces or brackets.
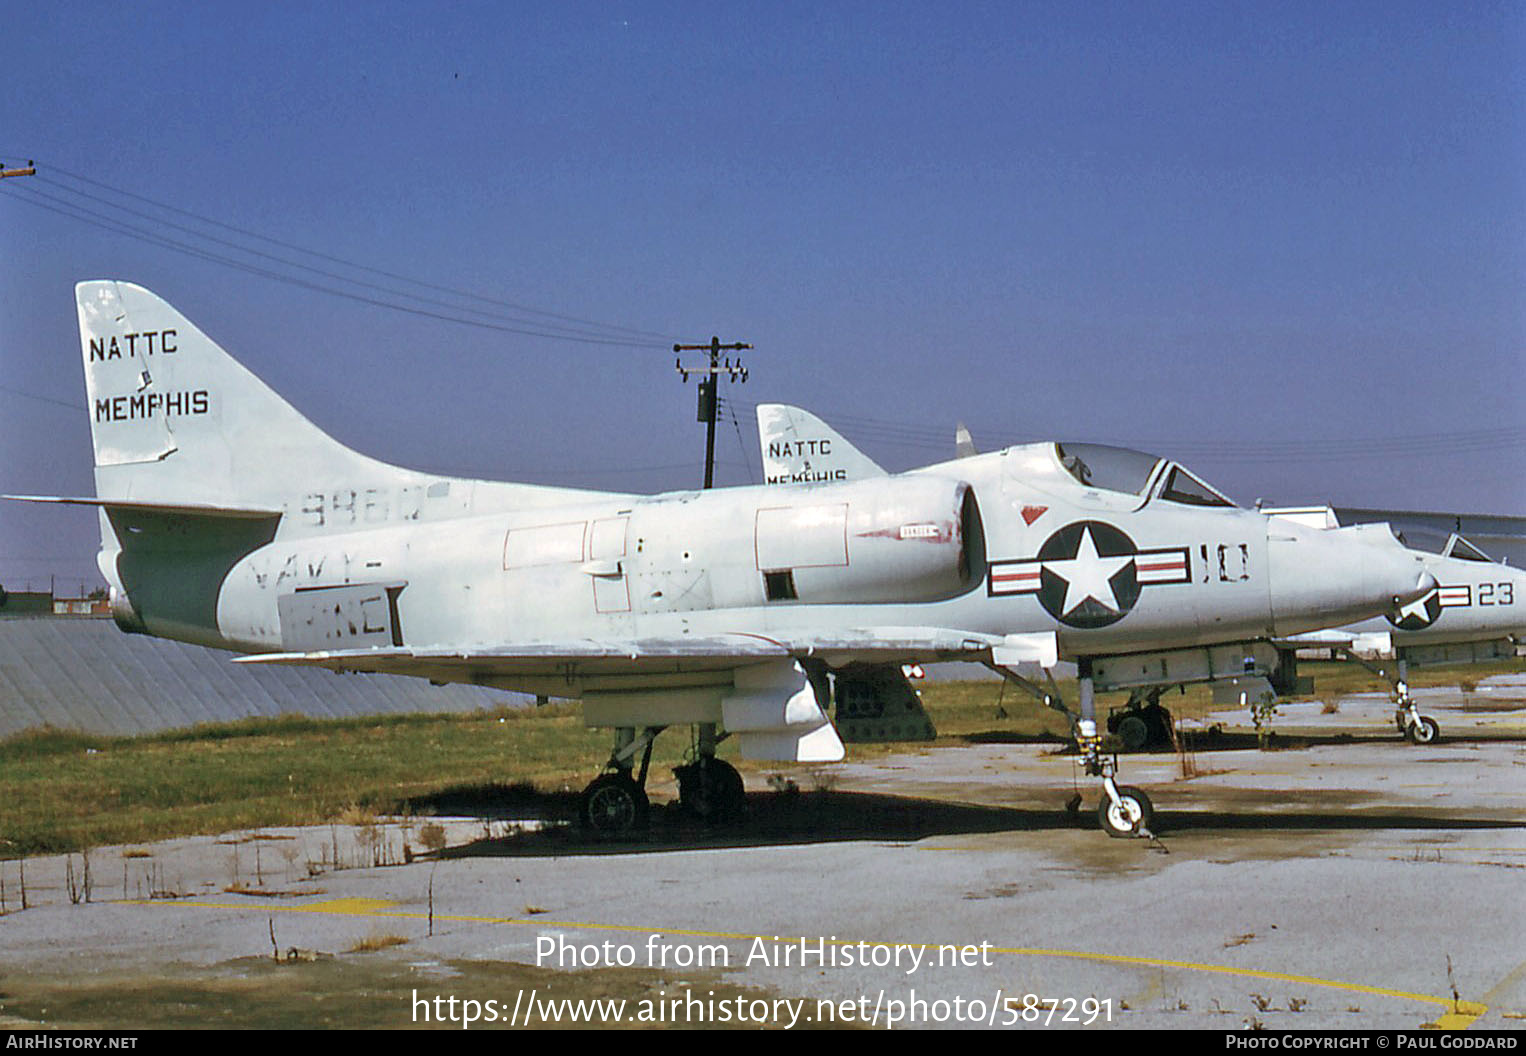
1334,649,1442,746
1397,694,1441,745
985,659,1156,839
1098,781,1155,840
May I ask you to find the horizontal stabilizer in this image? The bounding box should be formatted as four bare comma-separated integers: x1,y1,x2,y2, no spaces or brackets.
5,495,282,519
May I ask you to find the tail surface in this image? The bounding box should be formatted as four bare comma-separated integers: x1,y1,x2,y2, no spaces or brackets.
756,403,887,485
63,281,614,644
79,280,405,509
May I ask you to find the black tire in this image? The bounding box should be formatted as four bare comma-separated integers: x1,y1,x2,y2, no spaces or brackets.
1116,715,1149,751
1097,785,1153,838
579,772,649,836
1405,716,1441,745
1140,703,1173,747
675,757,746,823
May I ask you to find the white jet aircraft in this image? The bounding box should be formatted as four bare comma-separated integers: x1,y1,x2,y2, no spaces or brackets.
1266,507,1526,744
11,283,1440,839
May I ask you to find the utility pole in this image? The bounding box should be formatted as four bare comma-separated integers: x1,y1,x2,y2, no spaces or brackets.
0,160,36,181
674,337,751,489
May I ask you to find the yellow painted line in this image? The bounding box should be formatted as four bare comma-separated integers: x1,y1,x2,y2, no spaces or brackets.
128,897,1482,1021
283,897,399,915
1431,1002,1489,1030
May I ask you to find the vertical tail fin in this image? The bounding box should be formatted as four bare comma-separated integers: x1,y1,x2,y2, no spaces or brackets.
79,280,397,509
756,403,887,485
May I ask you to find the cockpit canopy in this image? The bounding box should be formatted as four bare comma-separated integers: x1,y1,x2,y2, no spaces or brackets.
1388,528,1495,563
1055,442,1236,508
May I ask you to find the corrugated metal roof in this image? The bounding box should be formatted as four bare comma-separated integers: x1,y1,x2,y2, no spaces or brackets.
0,618,530,737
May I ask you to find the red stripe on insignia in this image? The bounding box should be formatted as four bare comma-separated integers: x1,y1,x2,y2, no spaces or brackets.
991,565,1041,593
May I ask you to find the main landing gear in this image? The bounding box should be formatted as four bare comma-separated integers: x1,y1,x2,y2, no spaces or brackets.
580,771,649,835
672,722,746,823
1106,688,1174,751
984,659,1156,839
577,725,658,837
673,756,746,823
577,723,746,837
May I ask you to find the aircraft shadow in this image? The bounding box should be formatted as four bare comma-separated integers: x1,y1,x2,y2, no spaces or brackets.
412,784,1526,860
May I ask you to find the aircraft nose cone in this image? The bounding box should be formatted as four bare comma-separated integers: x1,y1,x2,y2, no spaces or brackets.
1266,519,1432,636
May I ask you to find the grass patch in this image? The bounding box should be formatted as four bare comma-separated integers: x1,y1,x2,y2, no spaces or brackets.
0,705,632,857
346,932,410,953
1,661,1514,858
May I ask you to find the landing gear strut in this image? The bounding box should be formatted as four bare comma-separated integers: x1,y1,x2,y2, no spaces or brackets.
1076,706,1155,839
578,723,747,836
984,658,1156,839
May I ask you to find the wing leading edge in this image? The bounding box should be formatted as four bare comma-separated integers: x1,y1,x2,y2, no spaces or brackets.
234,626,1046,692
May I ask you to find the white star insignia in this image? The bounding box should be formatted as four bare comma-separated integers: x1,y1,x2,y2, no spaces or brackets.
1046,525,1133,617
1396,591,1436,623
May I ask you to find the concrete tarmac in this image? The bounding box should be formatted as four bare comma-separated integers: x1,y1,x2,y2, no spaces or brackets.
0,677,1522,1031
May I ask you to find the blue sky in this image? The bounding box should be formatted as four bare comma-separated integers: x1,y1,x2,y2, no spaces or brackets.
2,2,1523,591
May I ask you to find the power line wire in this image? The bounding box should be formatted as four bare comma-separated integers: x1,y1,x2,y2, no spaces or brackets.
0,159,675,349
44,163,674,343
32,175,661,344
2,181,665,348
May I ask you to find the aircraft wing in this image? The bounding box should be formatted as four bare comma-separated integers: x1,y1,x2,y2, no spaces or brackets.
234,625,1039,689
1275,628,1393,655
1333,507,1526,567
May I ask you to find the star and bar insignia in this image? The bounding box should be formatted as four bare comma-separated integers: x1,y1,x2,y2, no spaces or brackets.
988,520,1191,629
1387,584,1471,631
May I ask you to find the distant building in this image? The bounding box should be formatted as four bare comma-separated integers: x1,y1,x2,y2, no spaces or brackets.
50,597,111,617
